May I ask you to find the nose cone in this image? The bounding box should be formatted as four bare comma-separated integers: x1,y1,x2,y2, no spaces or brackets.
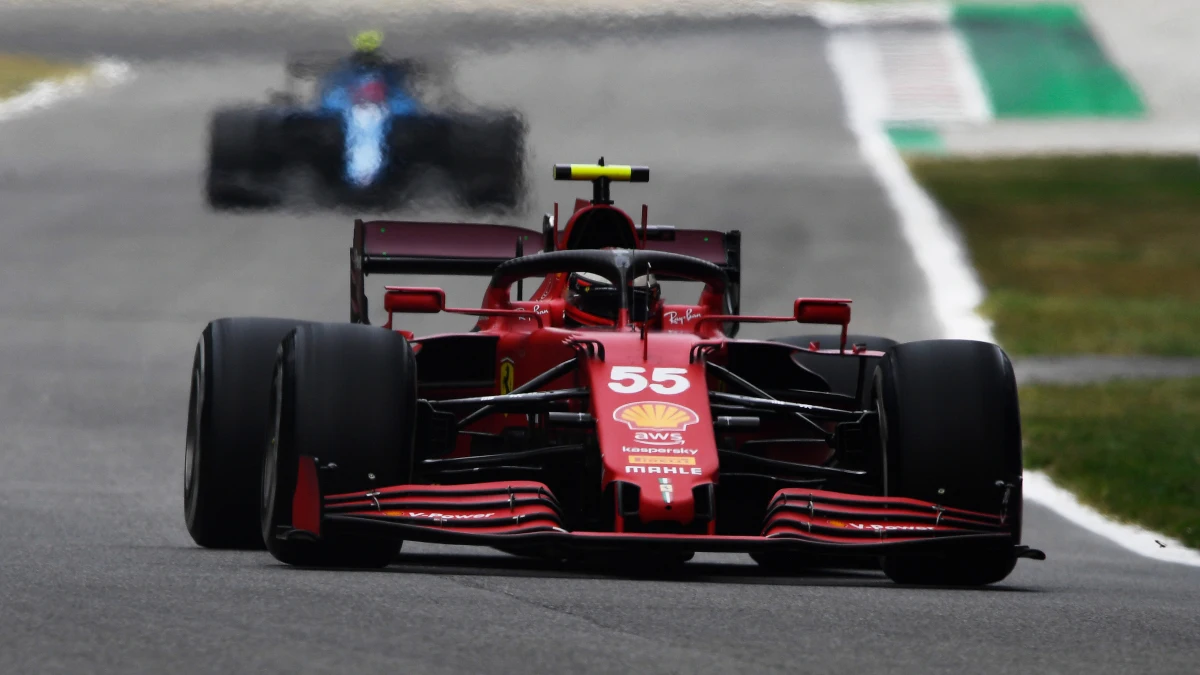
583,336,720,531
345,105,386,186
347,145,382,186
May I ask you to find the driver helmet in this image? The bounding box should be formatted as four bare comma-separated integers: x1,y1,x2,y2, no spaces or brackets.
349,30,386,68
351,30,384,55
565,271,662,327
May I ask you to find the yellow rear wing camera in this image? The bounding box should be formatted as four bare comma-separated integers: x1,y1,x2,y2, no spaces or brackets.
553,158,648,204
553,164,649,182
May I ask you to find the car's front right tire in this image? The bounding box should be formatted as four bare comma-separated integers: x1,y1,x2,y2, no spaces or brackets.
447,112,527,212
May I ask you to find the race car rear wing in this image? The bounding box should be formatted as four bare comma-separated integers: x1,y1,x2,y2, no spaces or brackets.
285,51,347,79
285,51,428,78
350,218,742,324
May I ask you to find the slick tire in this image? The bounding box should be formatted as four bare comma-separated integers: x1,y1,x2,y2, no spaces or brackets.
775,334,898,403
873,339,1023,586
184,317,312,549
205,107,281,209
449,113,527,211
307,115,346,190
261,323,417,568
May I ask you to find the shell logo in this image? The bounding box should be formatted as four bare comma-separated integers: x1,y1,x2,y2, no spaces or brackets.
613,401,699,431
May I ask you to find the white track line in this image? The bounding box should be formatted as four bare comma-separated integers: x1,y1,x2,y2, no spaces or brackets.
0,59,133,123
825,32,994,343
822,18,1200,567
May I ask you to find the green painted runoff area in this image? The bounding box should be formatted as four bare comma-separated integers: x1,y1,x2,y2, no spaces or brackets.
953,3,1145,118
886,125,945,154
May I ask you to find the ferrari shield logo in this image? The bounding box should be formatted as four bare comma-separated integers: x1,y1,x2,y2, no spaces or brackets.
499,359,515,394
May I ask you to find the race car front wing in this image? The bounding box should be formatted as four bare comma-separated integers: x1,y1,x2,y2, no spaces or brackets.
283,458,1045,560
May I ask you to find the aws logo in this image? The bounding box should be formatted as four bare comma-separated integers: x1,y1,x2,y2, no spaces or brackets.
634,431,685,446
613,402,699,446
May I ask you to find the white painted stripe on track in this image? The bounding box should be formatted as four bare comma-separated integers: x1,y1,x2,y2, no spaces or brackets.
814,0,991,125
825,32,994,343
874,28,984,123
0,59,133,123
822,18,1200,567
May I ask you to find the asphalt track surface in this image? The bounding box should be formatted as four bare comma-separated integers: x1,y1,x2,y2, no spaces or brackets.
1,9,1198,675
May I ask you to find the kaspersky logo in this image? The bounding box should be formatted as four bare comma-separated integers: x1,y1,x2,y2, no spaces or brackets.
613,401,699,446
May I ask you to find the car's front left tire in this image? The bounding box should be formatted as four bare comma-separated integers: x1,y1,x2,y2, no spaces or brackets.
873,339,1024,586
184,317,310,549
205,107,283,210
261,322,418,568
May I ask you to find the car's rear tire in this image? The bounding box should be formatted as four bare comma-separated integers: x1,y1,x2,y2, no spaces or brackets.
261,323,417,568
774,333,898,402
205,107,282,210
873,339,1023,586
448,112,527,211
184,317,310,549
747,334,899,572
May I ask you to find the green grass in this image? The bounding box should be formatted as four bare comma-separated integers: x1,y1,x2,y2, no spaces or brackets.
1020,378,1200,549
910,155,1200,355
0,55,86,99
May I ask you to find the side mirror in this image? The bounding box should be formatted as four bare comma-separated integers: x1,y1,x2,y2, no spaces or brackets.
384,287,446,314
794,298,852,326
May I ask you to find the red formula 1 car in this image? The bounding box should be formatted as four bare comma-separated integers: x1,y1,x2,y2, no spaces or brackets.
184,162,1044,585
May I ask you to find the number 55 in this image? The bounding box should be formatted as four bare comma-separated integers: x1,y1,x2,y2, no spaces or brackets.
607,366,691,395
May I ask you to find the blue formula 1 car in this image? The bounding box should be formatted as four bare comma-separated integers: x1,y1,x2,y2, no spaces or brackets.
205,35,527,212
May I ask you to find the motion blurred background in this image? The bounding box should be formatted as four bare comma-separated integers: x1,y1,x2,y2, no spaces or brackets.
0,1,1196,673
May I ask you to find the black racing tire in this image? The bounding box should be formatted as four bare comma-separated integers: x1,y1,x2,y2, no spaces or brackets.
205,107,282,209
184,317,311,549
873,339,1023,586
447,112,527,211
261,323,417,568
775,334,898,401
305,115,347,189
